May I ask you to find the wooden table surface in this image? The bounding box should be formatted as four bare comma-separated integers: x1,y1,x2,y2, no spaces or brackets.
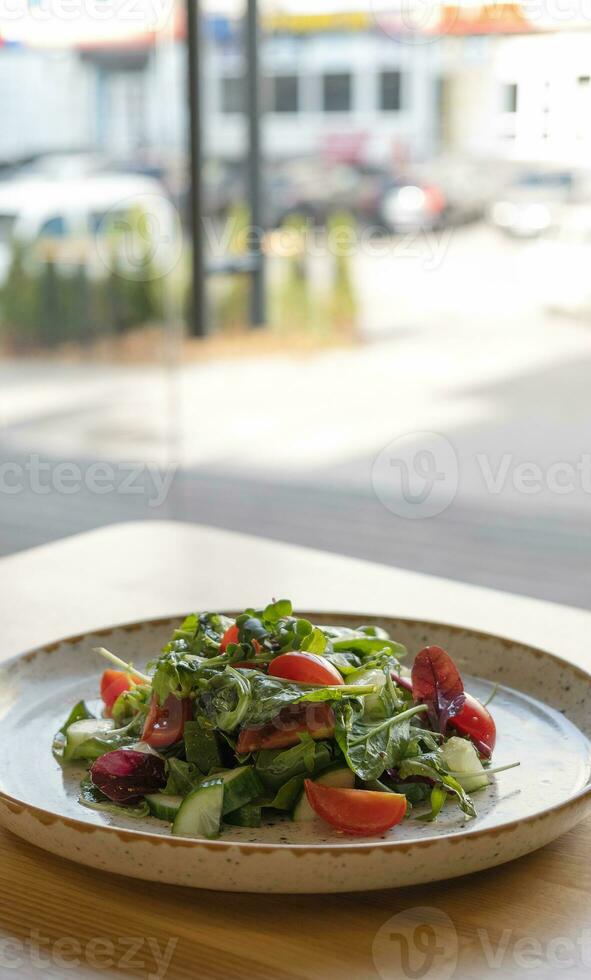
1,520,590,980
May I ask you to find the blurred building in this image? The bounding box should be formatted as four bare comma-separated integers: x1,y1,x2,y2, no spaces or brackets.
1,5,591,169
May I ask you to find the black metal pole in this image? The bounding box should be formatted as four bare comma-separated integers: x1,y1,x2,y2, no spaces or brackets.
246,0,265,327
186,0,205,336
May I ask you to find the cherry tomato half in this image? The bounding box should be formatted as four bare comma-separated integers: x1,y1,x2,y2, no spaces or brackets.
220,623,261,657
220,624,240,652
100,669,142,716
268,652,344,686
236,703,335,753
142,694,193,749
304,781,407,835
450,693,496,757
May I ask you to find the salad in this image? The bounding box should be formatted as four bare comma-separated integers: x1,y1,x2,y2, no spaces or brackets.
54,601,517,839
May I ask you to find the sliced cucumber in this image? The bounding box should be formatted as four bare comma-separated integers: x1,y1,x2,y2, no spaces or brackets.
292,765,355,822
145,793,183,822
442,736,489,792
202,767,263,815
224,803,262,828
184,722,223,773
172,780,224,839
63,718,115,761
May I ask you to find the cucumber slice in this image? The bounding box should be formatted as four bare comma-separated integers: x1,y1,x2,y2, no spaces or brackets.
442,736,489,792
172,780,224,839
184,722,223,773
292,765,355,822
224,804,262,828
63,718,115,761
145,793,183,822
202,767,263,815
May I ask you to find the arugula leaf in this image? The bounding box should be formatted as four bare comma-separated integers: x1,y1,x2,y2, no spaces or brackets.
150,651,209,705
399,755,477,819
161,612,233,660
255,740,334,791
332,637,407,658
262,599,293,622
263,774,305,810
163,758,203,796
416,785,448,822
300,627,327,654
195,667,251,732
333,701,424,782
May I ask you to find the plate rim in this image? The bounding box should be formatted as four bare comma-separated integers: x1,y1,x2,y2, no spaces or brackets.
2,611,591,856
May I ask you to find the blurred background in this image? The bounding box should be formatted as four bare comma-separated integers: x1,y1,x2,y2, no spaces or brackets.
1,0,591,607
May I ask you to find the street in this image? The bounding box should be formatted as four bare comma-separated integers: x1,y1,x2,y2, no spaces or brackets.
2,223,591,608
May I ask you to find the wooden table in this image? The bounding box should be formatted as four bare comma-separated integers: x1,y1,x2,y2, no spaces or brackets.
1,520,590,980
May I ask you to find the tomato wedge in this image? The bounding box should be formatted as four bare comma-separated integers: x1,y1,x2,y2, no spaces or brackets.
220,624,240,652
268,652,343,686
304,781,407,835
450,693,496,757
220,623,261,657
100,669,142,716
236,703,335,753
142,694,193,749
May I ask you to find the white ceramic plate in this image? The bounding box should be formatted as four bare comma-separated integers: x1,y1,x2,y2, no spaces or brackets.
1,614,590,893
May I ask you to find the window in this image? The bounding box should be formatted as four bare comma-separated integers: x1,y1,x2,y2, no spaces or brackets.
503,83,518,113
380,70,402,112
38,216,66,238
271,75,299,113
221,76,244,114
322,73,352,112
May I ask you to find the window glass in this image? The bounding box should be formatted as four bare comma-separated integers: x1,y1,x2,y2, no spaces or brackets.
322,73,352,112
271,75,299,113
504,83,518,112
380,71,401,111
38,216,66,238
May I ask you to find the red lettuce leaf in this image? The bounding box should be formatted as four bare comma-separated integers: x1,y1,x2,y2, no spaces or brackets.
411,645,466,733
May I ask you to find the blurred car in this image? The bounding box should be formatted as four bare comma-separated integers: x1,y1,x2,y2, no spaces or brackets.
0,173,178,284
489,170,575,238
529,205,591,318
379,156,492,233
380,181,448,232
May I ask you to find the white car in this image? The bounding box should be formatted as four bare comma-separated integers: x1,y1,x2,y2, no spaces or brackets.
0,173,180,285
